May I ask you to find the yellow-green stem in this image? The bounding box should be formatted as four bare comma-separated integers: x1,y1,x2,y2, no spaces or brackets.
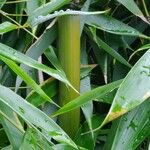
58,15,80,138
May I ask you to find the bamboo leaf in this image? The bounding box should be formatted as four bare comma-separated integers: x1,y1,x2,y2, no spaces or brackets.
129,43,150,61
0,85,78,149
52,79,122,117
80,0,91,34
0,43,73,89
27,0,45,15
44,46,65,74
80,37,93,139
15,2,25,24
0,55,58,107
51,144,79,150
26,78,57,107
15,25,57,91
20,128,52,150
28,0,71,27
0,102,24,149
117,0,150,24
100,49,150,128
27,66,95,107
104,99,150,150
138,43,150,51
0,0,6,9
87,27,132,68
29,9,109,27
0,22,18,35
75,115,104,150
84,15,149,39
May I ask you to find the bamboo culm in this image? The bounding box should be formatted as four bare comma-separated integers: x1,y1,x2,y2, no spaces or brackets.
58,15,80,138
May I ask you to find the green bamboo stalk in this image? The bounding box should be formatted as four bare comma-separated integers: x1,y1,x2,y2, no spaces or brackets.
58,15,80,138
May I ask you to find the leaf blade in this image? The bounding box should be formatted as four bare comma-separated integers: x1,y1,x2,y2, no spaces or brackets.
52,79,122,117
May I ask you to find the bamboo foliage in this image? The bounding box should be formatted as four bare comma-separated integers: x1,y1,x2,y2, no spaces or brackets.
0,0,150,149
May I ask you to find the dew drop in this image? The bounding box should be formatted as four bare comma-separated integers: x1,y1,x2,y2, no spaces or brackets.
59,10,64,13
66,9,71,12
129,121,138,131
134,139,138,143
37,15,44,20
54,11,58,14
140,135,144,139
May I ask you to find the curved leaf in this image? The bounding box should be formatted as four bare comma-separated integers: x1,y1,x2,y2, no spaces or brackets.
0,43,74,90
87,27,132,68
99,49,150,129
27,0,45,15
52,79,122,117
0,102,24,149
104,99,150,150
0,55,58,107
117,0,150,24
0,84,78,149
26,66,95,107
84,15,149,39
0,22,18,35
0,0,6,9
28,0,71,27
29,9,109,27
26,78,57,107
20,128,52,150
15,25,57,91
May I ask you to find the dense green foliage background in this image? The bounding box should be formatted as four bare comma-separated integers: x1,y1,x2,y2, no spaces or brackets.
0,0,150,149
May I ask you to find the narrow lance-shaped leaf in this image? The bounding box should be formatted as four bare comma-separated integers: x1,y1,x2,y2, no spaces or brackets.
0,102,24,149
0,22,18,35
20,128,52,150
28,0,71,27
96,49,150,131
104,99,150,150
0,55,59,107
129,43,150,61
138,43,150,51
80,36,93,138
44,46,65,75
0,43,76,91
0,85,78,149
26,78,57,107
80,0,91,34
16,4,26,24
0,0,6,9
84,15,149,39
52,79,122,117
87,27,132,68
117,0,150,24
27,0,46,15
29,9,109,27
15,24,57,91
26,66,96,107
